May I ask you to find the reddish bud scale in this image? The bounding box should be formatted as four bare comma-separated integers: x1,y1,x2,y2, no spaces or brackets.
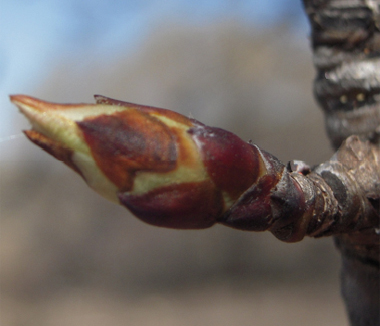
119,180,223,229
77,110,177,192
188,125,262,201
94,95,194,127
220,150,309,242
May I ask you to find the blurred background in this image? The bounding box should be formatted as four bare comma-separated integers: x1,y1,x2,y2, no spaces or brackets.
0,1,347,325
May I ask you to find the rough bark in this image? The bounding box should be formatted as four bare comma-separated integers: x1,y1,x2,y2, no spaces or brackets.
302,0,380,325
220,135,379,243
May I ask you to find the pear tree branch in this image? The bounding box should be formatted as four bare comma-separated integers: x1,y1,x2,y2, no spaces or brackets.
303,1,380,325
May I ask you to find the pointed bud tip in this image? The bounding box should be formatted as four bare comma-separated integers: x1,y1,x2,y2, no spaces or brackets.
10,94,41,112
10,94,73,123
10,94,54,107
10,94,33,103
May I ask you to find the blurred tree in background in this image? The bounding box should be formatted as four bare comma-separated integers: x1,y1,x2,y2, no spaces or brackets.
1,3,349,326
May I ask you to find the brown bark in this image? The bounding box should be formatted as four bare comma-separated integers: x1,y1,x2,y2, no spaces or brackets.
302,1,380,325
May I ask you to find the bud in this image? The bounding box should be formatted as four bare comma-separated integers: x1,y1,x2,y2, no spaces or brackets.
11,95,266,229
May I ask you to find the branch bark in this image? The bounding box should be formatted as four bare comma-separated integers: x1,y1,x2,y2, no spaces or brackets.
302,0,380,325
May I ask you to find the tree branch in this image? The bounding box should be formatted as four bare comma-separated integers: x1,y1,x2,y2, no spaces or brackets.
303,0,380,150
303,0,380,324
220,135,379,244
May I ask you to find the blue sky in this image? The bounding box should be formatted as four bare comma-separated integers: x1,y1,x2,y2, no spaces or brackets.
0,0,307,155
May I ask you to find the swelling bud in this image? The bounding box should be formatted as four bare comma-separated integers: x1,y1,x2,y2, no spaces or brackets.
11,95,265,229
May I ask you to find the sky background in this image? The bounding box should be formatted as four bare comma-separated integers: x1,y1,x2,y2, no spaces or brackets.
0,0,308,155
